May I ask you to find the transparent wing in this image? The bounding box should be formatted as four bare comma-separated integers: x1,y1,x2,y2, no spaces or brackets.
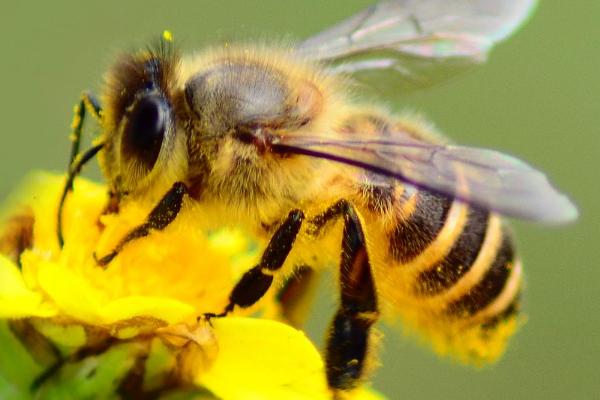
297,0,539,91
271,134,577,224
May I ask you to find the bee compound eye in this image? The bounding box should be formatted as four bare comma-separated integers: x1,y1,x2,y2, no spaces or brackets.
122,94,169,171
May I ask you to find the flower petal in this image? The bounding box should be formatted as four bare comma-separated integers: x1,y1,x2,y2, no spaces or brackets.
197,317,329,400
35,255,103,323
0,254,56,318
100,296,196,326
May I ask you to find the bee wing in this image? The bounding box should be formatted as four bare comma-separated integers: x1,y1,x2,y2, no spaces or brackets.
272,134,577,224
297,0,538,91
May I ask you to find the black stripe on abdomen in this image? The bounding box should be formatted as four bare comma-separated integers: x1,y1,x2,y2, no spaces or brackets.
481,293,521,330
446,233,514,317
415,207,489,296
389,191,452,263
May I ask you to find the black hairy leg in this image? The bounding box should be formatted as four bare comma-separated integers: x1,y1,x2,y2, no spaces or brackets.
57,92,104,247
94,182,188,267
205,209,305,319
311,199,380,391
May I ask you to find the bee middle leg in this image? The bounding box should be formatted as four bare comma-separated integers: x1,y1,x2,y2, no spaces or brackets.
312,199,380,391
205,209,305,318
94,182,189,267
206,199,378,391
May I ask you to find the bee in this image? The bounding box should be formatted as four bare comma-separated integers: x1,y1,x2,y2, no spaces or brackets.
55,0,577,394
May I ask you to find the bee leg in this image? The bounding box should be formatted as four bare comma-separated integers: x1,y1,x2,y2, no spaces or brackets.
205,210,305,319
275,266,321,328
67,92,102,168
94,182,189,267
314,200,379,391
57,92,103,247
57,143,104,247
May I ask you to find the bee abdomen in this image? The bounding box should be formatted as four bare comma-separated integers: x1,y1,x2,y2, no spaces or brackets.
387,192,522,362
414,207,489,296
361,183,397,214
481,293,521,330
388,191,452,263
445,233,515,317
385,186,522,328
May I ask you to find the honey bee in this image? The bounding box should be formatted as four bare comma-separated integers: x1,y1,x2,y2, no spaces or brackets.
54,0,576,395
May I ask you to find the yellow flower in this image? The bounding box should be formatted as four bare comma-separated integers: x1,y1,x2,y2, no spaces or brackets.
0,172,385,399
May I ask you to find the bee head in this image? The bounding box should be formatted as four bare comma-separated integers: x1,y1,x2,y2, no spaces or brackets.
100,40,185,196
100,43,344,215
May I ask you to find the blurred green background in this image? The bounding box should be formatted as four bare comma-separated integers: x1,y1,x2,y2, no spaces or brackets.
0,1,598,399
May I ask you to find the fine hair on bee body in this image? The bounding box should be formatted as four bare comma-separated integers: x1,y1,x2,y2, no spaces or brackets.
102,42,350,223
53,0,577,395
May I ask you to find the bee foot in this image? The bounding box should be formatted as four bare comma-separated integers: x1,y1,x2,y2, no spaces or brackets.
200,304,234,323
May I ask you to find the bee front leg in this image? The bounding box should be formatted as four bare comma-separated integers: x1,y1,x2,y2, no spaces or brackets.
313,200,380,392
57,92,104,247
205,210,305,318
94,182,189,267
67,92,103,168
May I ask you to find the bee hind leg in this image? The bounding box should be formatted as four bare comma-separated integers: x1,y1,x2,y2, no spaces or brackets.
94,182,189,267
313,200,380,391
204,209,305,319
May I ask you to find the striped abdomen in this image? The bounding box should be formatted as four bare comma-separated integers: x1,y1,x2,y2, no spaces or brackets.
393,189,521,320
343,110,522,362
365,183,523,363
